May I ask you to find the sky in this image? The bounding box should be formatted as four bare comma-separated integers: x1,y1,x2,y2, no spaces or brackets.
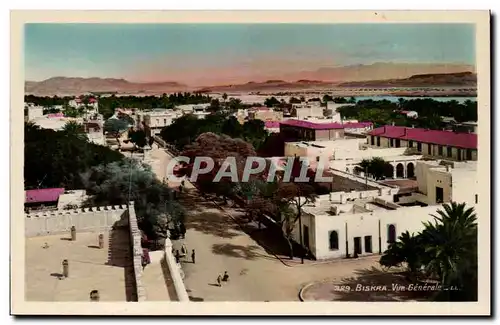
24,23,476,86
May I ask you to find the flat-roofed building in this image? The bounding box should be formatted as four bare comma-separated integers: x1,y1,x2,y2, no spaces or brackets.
367,125,477,161
280,119,373,142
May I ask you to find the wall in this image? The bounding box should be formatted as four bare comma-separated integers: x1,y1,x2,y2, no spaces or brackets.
127,203,147,302
25,205,127,237
426,167,452,204
451,167,478,206
250,110,283,122
163,238,190,302
309,205,439,260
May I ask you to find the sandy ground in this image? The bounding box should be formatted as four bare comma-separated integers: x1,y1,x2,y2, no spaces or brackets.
145,147,385,302
25,231,133,301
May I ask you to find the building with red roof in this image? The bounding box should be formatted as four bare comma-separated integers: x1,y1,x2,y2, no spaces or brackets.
25,188,65,212
279,119,373,142
367,125,477,161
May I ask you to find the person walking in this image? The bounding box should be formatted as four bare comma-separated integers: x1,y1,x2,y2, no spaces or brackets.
179,223,186,239
216,275,222,287
175,250,181,264
222,271,229,282
191,249,196,264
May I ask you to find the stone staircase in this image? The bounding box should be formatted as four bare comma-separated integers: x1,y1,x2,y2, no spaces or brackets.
106,228,137,301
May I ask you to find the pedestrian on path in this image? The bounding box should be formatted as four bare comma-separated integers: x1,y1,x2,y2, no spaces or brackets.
216,275,222,287
191,249,196,264
222,271,229,282
180,223,186,239
175,250,181,264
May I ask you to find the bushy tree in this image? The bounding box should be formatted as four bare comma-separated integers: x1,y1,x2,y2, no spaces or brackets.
81,160,185,239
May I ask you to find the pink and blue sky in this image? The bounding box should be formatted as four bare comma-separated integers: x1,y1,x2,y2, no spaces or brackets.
24,23,475,86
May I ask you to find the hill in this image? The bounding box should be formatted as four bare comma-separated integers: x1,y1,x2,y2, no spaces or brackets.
25,77,189,96
338,71,477,88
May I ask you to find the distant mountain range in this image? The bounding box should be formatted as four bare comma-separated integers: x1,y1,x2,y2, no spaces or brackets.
338,71,477,88
25,77,187,96
25,63,476,96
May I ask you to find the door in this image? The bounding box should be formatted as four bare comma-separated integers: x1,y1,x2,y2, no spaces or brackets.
364,236,373,253
303,225,310,249
435,186,444,203
354,237,362,255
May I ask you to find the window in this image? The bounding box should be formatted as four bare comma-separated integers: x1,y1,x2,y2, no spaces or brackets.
370,136,375,145
438,146,443,156
387,225,396,244
364,236,373,253
475,194,478,204
395,139,401,148
417,142,422,152
447,147,452,158
409,140,413,147
427,144,432,155
390,139,394,147
376,137,381,146
329,231,339,250
164,119,167,124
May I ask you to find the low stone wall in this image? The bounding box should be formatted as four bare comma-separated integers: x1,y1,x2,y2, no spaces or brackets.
25,205,127,237
127,202,146,302
163,238,190,302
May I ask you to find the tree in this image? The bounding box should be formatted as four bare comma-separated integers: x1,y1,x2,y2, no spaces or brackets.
323,109,333,117
208,98,221,112
420,202,477,301
128,129,148,151
104,118,129,149
24,122,124,190
222,93,228,105
322,94,333,103
299,96,306,102
81,160,184,240
264,97,280,107
355,157,393,180
380,231,424,277
62,121,87,141
289,97,302,104
380,202,478,301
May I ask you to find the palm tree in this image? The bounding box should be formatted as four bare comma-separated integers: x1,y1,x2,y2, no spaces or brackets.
380,231,424,277
62,121,87,141
420,202,477,300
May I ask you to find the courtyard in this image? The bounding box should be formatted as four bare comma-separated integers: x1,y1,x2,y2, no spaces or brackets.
25,230,135,301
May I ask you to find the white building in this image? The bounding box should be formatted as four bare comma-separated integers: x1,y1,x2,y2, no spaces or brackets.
325,102,347,123
68,96,99,115
292,102,323,120
25,105,44,120
136,109,181,135
284,138,423,179
290,160,478,260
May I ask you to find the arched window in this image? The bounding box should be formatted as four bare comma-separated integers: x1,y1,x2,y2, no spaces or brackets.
329,231,339,250
387,224,396,244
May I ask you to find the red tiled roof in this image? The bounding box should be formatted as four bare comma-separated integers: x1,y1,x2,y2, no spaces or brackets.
368,125,477,149
47,113,64,118
25,188,65,204
279,119,373,130
264,121,280,128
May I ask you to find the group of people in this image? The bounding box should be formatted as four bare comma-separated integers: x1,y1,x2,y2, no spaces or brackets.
216,271,229,287
174,246,195,264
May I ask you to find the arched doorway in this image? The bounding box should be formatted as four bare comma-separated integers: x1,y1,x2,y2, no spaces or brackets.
329,231,339,250
384,164,394,178
407,162,415,178
396,163,404,178
387,224,396,244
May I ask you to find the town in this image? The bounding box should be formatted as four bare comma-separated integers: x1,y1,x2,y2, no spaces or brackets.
24,91,478,303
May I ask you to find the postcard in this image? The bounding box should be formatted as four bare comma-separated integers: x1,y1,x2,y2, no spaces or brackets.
11,10,491,316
